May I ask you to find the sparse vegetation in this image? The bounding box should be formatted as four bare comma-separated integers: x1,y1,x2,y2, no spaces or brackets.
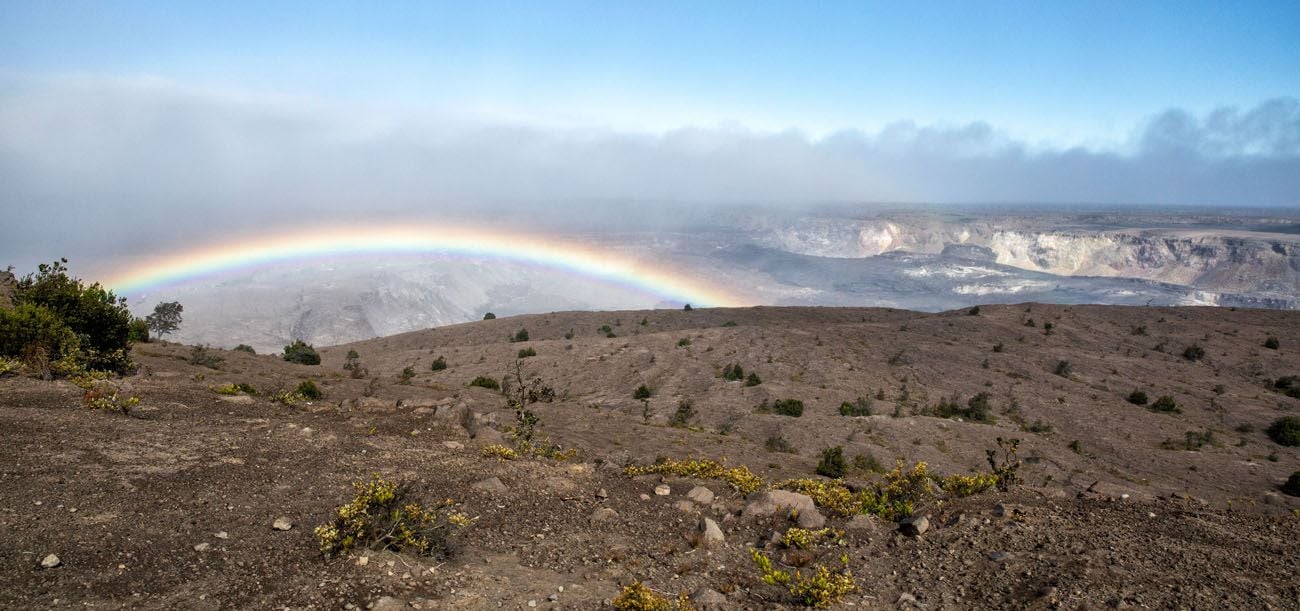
1159,430,1217,451
295,380,322,400
430,356,447,371
282,340,320,365
1127,390,1149,405
469,376,500,390
1264,337,1280,350
1053,359,1072,376
314,476,468,558
750,548,856,608
721,362,745,381
343,349,367,378
668,400,696,428
188,345,223,369
985,437,1022,491
397,366,415,384
838,397,872,417
745,372,763,386
213,382,256,395
764,435,798,454
757,398,805,417
482,312,495,320
929,393,993,423
816,446,846,478
625,458,764,493
517,347,537,358
1272,376,1300,399
676,337,691,347
1182,344,1205,361
611,582,692,611
511,328,529,342
1149,395,1180,414
233,344,255,354
633,384,653,400
1267,417,1300,446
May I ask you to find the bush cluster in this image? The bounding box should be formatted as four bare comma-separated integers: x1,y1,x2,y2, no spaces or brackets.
1267,417,1300,446
838,397,872,417
314,477,468,558
0,260,134,373
282,340,320,365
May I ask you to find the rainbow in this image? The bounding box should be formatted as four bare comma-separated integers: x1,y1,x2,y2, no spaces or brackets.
98,224,748,307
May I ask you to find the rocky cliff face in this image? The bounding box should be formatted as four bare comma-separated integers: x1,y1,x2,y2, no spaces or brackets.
755,215,1300,301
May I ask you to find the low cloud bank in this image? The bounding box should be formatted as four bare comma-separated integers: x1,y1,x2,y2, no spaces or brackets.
2,75,1297,263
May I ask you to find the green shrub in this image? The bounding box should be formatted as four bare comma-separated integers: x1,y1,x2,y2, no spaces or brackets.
214,382,256,395
13,260,132,368
314,476,468,558
233,344,255,354
852,453,884,474
968,306,981,315
1182,344,1205,361
1282,472,1300,497
282,340,320,365
838,397,872,417
816,446,846,478
1053,360,1072,376
721,363,745,381
668,400,696,428
1267,417,1300,446
677,337,691,347
469,376,499,390
772,398,804,417
765,435,798,454
1159,430,1217,451
296,380,322,400
517,347,537,358
483,312,496,320
633,384,652,400
189,345,224,369
721,320,738,327
1264,337,1280,350
930,393,993,423
745,372,763,386
1150,395,1180,413
1272,376,1300,399
430,356,447,371
0,303,81,365
1127,390,1149,405
512,328,529,342
127,318,150,343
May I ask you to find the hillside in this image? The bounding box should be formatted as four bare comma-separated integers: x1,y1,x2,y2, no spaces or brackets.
2,304,1298,609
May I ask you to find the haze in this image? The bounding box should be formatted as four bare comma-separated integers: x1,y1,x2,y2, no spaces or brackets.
1,1,1298,272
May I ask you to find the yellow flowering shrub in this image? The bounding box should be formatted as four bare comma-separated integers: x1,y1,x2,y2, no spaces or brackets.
624,458,764,493
314,476,469,558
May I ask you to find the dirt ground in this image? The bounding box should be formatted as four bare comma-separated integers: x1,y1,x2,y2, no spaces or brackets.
2,304,1298,609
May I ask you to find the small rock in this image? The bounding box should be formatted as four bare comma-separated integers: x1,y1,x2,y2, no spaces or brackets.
527,600,537,608
442,441,464,450
845,514,877,532
686,486,715,505
371,596,407,611
987,551,1011,562
547,593,559,602
590,507,619,523
654,484,671,496
898,515,929,537
743,490,825,528
897,592,918,604
992,504,1006,517
691,588,728,608
357,556,370,566
674,500,696,512
213,531,229,540
272,517,293,531
639,493,651,501
40,554,61,569
699,517,725,546
193,542,210,552
596,488,608,499
472,477,508,493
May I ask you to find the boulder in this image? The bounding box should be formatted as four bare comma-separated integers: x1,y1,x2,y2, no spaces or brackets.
743,490,825,529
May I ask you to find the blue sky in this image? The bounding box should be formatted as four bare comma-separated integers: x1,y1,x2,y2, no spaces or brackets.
3,1,1297,145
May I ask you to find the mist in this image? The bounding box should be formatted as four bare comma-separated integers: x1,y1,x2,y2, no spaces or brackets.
2,75,1298,268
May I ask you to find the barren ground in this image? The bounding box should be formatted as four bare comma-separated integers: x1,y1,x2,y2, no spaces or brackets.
2,304,1298,609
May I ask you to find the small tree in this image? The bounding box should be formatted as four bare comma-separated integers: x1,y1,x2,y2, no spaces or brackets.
146,301,183,338
483,312,496,320
633,384,652,400
282,340,320,365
